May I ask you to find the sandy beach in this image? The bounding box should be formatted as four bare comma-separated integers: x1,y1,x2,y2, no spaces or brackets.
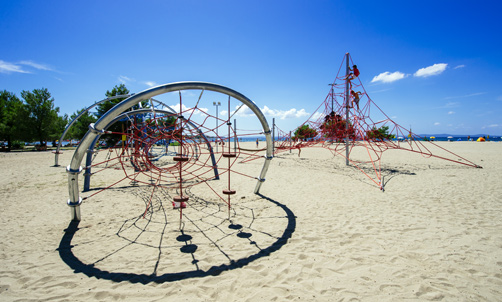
1,141,501,301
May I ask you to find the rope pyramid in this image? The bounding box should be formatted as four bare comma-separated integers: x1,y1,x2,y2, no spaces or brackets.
274,53,481,190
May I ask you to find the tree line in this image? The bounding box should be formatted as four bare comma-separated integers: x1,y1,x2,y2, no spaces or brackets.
0,84,130,151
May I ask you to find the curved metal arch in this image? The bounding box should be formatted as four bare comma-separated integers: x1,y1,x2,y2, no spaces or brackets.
66,82,273,221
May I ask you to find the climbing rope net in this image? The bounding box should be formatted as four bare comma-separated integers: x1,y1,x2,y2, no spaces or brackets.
273,53,481,189
71,83,273,227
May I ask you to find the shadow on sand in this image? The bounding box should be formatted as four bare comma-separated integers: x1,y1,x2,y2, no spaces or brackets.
57,193,295,284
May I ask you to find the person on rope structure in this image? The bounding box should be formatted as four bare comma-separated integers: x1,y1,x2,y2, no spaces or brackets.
350,90,363,110
346,64,360,81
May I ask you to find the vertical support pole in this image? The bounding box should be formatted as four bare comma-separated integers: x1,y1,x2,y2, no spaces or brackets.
227,97,232,219
234,118,237,153
54,141,61,167
289,131,292,153
213,101,220,153
67,166,83,221
272,118,275,154
331,84,334,113
345,52,350,166
83,135,100,192
83,149,94,192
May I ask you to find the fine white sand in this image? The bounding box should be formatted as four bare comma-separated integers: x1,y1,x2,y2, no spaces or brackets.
1,141,501,301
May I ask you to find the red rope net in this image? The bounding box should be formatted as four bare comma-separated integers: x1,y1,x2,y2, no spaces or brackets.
81,91,270,226
274,54,481,189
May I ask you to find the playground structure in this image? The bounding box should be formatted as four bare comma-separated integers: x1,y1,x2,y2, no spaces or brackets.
64,54,482,226
66,82,273,223
273,53,481,190
58,55,485,283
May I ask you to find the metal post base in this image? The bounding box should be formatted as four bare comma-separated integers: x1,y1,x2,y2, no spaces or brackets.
67,198,82,221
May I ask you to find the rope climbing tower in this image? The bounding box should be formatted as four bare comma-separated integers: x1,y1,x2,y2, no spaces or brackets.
274,53,481,190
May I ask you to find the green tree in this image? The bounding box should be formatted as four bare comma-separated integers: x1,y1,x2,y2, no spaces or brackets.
0,90,23,150
67,108,98,140
53,113,69,141
366,125,395,141
293,124,318,141
95,84,131,146
96,84,150,147
20,88,62,145
96,84,131,117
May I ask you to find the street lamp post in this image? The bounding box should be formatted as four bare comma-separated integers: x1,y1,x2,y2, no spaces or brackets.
213,101,221,152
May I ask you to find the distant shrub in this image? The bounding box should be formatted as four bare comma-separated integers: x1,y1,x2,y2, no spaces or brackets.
12,141,24,149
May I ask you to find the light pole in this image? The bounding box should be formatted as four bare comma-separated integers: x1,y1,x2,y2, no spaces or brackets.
213,101,221,152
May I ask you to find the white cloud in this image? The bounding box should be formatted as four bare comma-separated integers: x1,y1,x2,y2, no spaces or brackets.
144,81,157,87
448,111,455,115
169,103,208,116
369,88,392,93
0,60,30,73
371,71,407,83
0,59,58,74
225,104,254,117
311,112,325,120
118,75,134,84
19,60,53,71
225,105,309,120
444,92,485,100
454,64,465,69
261,105,309,120
442,101,460,108
434,122,440,126
414,63,448,77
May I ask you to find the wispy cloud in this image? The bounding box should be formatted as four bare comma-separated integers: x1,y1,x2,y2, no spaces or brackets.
0,60,31,73
414,63,448,77
369,88,393,93
434,122,441,126
19,60,53,71
222,105,309,120
444,92,486,100
0,59,60,74
223,105,253,117
144,81,157,87
448,111,455,115
442,101,460,108
118,75,134,84
482,124,500,129
454,64,465,69
118,77,159,88
168,103,208,115
371,71,407,83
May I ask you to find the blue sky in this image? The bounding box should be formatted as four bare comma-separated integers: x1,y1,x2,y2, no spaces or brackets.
1,0,501,136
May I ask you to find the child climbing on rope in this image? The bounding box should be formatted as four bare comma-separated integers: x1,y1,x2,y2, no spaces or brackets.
350,90,363,110
346,65,360,81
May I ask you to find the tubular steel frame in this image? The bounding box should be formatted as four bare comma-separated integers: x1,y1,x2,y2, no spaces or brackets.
66,82,273,221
